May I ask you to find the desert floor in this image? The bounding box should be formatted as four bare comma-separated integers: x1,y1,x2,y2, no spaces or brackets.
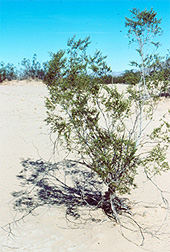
0,80,170,252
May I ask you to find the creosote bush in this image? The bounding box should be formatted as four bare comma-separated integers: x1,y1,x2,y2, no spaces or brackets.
44,8,170,222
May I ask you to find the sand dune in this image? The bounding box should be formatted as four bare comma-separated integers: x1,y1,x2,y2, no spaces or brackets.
0,80,170,252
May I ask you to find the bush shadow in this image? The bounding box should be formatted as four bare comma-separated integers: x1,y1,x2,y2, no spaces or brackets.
12,159,104,220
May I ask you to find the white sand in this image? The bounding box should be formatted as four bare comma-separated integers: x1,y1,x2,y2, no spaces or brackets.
0,80,170,252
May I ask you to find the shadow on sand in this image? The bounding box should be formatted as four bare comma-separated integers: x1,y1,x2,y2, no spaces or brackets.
12,159,106,220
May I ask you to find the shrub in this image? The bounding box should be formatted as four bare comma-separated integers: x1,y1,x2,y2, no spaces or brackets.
44,9,170,222
0,62,17,82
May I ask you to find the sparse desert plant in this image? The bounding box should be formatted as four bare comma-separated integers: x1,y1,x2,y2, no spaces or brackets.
0,62,17,82
44,8,170,222
19,53,46,80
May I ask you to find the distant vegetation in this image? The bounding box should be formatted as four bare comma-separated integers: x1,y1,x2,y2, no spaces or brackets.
103,69,141,85
0,54,46,82
1,52,169,86
18,53,47,80
0,62,17,82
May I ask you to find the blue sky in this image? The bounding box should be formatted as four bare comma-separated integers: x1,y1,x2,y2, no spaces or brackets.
0,0,170,72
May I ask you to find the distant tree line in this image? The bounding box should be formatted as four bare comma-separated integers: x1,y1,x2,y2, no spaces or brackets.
0,54,47,82
101,70,141,85
0,53,170,85
147,53,170,82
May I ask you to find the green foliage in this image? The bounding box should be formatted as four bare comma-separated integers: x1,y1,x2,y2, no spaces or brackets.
125,8,162,48
19,53,46,80
104,70,140,85
0,54,47,82
125,8,170,176
122,70,140,85
0,62,17,82
125,8,165,92
45,36,138,195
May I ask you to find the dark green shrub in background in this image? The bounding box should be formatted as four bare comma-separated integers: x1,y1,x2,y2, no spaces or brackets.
19,53,46,80
0,62,17,82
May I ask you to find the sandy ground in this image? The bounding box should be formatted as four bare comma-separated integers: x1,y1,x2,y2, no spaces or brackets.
0,80,170,252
